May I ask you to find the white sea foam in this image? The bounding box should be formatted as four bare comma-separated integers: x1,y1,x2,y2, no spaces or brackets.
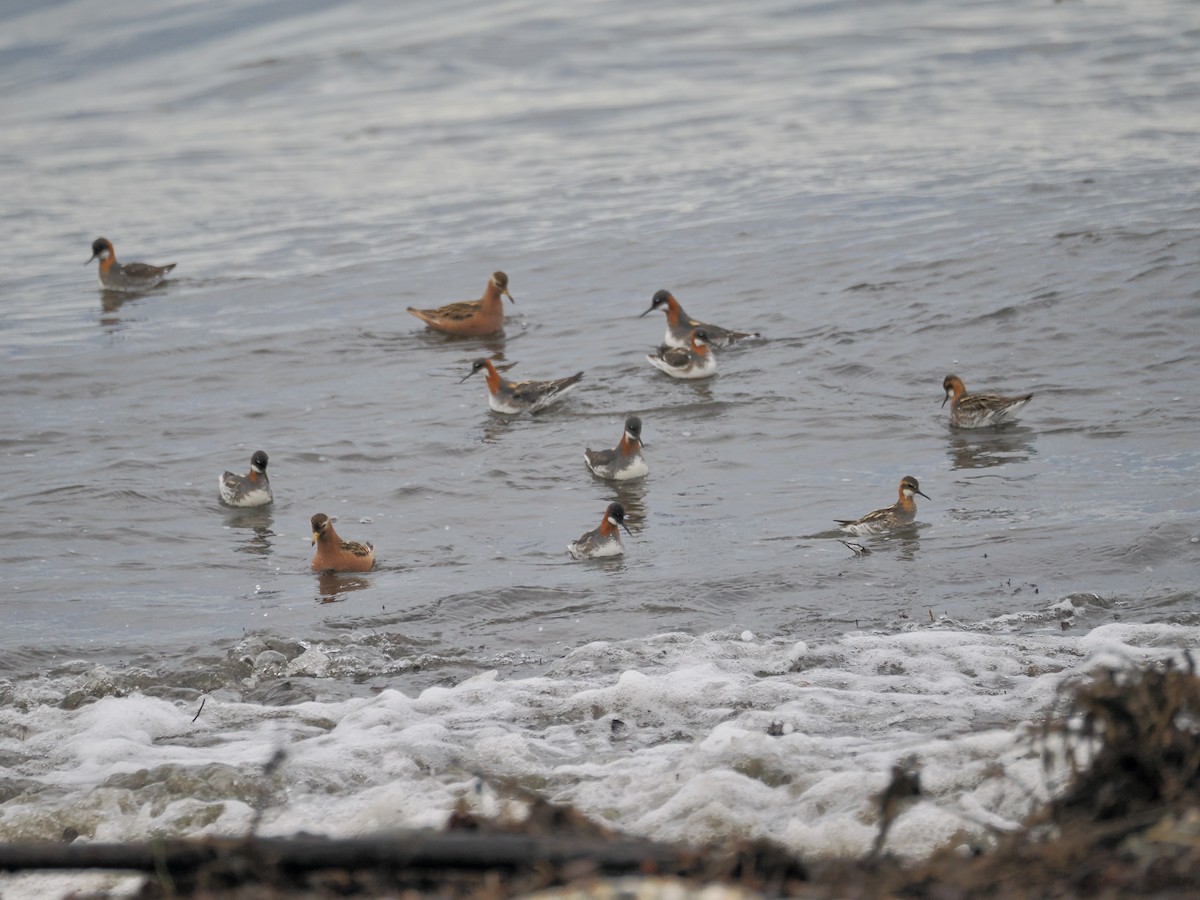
3,620,1196,897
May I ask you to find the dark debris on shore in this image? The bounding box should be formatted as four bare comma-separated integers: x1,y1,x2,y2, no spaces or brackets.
4,656,1200,899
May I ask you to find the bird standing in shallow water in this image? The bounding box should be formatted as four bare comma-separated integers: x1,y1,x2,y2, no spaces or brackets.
836,476,930,536
219,450,272,508
568,502,632,559
86,237,176,292
640,289,758,348
584,416,648,481
647,329,717,380
406,272,514,337
942,374,1033,429
460,358,583,414
310,513,375,572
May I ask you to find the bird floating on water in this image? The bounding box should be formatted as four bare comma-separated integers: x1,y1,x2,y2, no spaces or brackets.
407,271,514,337
647,329,717,380
942,374,1033,429
218,450,272,508
584,416,648,481
836,476,929,536
640,289,758,349
86,237,175,292
460,357,583,414
310,513,375,573
567,501,632,559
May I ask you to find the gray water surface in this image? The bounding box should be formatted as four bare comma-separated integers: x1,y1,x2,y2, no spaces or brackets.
1,0,1198,698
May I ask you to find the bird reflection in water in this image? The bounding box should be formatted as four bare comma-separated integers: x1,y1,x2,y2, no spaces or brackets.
837,525,922,561
316,572,373,602
479,417,513,444
607,480,648,532
891,528,921,562
946,426,1036,471
676,379,715,404
224,509,274,556
98,281,168,326
100,290,129,315
98,290,135,333
474,335,510,357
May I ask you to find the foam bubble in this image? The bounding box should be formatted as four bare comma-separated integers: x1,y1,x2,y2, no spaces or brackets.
2,623,1198,867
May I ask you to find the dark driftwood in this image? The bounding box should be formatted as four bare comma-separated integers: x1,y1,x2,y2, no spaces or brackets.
0,830,697,876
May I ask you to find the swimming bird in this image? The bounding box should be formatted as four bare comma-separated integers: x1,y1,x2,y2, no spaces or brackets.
567,501,632,559
836,476,930,536
460,357,583,414
639,289,758,348
584,416,648,480
218,450,273,508
86,237,176,292
310,513,375,573
942,374,1033,429
406,271,514,337
646,329,717,380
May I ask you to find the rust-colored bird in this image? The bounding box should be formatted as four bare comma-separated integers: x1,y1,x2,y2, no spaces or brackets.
407,271,514,336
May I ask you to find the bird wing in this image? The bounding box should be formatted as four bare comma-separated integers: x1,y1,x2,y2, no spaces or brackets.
959,392,1031,414
585,447,616,467
341,540,374,558
122,262,175,278
837,505,891,527
657,346,693,367
408,299,481,322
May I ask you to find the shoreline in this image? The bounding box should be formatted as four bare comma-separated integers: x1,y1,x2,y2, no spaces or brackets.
4,657,1197,899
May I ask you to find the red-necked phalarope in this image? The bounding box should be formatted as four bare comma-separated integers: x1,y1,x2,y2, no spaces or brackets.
460,358,583,414
86,237,176,292
567,501,631,559
218,450,272,508
584,416,647,481
647,329,717,379
942,374,1033,429
639,289,758,349
311,513,375,573
407,271,513,337
836,476,929,536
